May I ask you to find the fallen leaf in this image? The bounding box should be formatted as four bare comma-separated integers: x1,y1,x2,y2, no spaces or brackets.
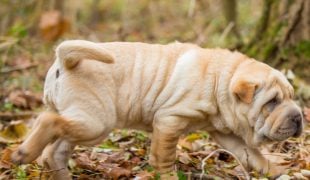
39,10,70,41
130,156,141,164
304,107,310,122
301,169,310,177
277,174,292,180
178,138,193,151
107,166,131,180
134,171,154,180
293,172,307,180
0,121,28,142
185,133,202,142
178,152,192,165
1,148,13,163
90,149,109,161
0,148,14,169
7,90,42,110
6,56,32,68
73,152,95,170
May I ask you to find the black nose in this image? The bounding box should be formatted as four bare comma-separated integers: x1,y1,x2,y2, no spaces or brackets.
291,113,302,137
291,113,302,124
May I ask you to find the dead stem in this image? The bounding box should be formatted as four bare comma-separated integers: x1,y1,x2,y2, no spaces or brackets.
199,148,250,180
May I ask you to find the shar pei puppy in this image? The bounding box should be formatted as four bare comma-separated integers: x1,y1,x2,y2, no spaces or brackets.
12,40,303,179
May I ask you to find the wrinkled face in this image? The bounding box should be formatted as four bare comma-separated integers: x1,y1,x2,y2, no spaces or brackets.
231,61,303,145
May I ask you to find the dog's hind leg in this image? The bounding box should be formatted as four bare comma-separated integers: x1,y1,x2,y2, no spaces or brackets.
40,139,74,180
11,111,107,165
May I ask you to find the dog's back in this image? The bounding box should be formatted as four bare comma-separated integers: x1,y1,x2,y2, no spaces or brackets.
44,41,199,129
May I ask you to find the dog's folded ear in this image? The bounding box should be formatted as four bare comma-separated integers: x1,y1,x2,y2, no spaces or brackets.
56,40,114,69
233,80,258,104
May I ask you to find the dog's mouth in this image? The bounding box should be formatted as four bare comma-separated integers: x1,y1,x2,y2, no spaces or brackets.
267,126,297,141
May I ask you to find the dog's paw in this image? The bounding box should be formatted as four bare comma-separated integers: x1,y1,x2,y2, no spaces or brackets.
266,165,289,178
11,148,30,165
160,172,178,180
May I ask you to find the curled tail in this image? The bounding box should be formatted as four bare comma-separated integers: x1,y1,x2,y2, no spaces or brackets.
56,40,114,69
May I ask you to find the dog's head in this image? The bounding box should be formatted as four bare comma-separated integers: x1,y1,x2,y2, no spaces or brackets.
230,60,303,145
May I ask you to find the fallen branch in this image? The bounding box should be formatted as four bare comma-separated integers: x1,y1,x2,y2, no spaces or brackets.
199,148,250,180
0,64,38,74
0,111,37,121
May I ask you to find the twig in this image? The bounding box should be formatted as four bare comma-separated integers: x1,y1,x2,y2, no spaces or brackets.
281,0,305,45
187,0,196,18
185,172,219,179
0,64,37,74
219,22,235,44
199,148,250,180
37,167,65,173
261,153,292,158
244,148,249,170
0,111,37,121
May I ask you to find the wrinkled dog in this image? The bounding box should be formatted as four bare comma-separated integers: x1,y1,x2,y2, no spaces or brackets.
12,40,303,179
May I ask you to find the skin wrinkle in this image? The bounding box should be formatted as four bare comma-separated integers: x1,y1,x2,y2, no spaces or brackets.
134,49,145,122
218,55,247,133
229,60,275,143
149,48,188,119
142,47,169,121
140,52,158,102
152,54,176,108
254,73,292,135
148,54,169,115
127,48,138,124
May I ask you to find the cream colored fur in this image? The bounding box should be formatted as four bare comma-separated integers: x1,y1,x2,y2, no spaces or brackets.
12,40,303,179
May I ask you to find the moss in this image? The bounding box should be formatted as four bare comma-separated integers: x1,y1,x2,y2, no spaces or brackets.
262,43,277,60
294,40,310,59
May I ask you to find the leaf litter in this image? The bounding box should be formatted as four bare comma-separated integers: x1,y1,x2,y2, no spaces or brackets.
0,124,309,179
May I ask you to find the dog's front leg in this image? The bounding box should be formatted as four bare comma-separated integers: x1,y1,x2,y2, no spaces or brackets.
149,116,188,178
209,132,281,176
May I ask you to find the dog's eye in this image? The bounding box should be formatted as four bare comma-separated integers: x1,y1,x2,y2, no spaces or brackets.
266,97,279,112
268,97,278,105
56,69,60,78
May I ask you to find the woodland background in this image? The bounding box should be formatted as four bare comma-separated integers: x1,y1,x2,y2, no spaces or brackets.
0,0,309,179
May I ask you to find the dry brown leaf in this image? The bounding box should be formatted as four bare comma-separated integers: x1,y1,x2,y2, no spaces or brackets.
105,152,125,164
90,150,109,161
178,152,192,165
1,148,13,163
7,56,32,68
74,152,95,170
134,171,154,180
107,167,131,180
39,10,70,41
130,156,141,164
7,90,42,110
0,148,14,169
8,90,27,108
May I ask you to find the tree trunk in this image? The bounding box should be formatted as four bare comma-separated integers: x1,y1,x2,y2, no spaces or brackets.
242,0,310,82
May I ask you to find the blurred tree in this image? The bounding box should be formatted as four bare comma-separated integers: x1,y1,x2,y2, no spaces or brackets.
221,0,243,46
243,0,310,82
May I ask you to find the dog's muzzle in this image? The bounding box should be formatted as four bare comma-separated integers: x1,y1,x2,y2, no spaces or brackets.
270,110,303,141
